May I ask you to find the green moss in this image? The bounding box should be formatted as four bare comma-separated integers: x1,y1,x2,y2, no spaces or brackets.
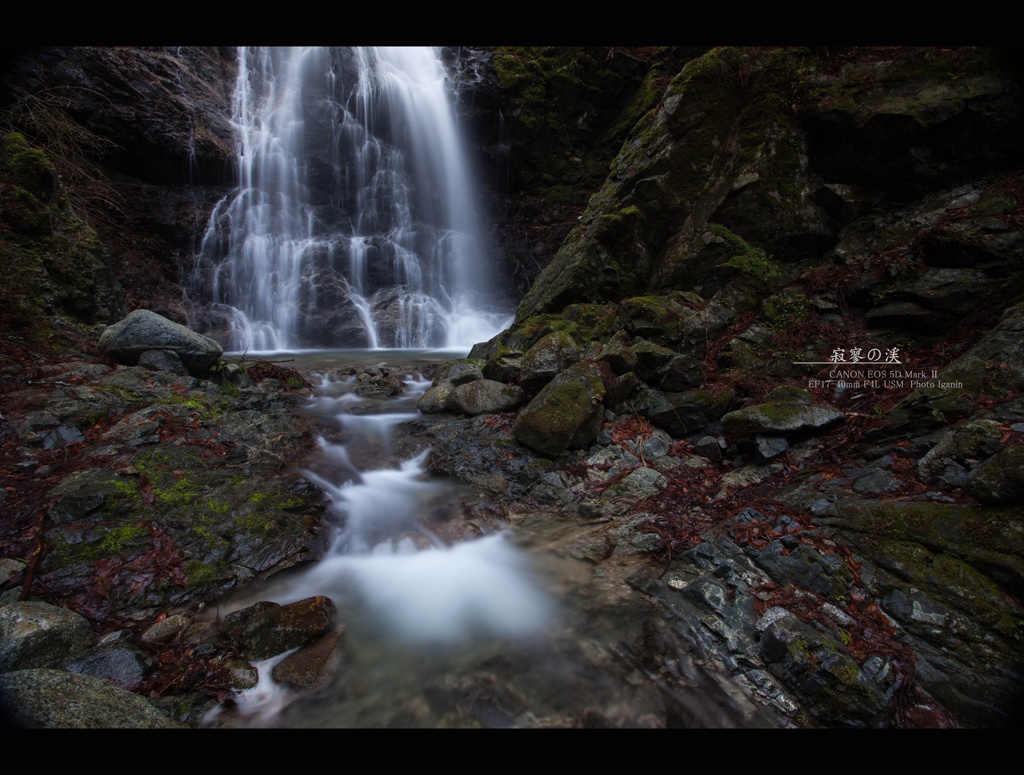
559,303,619,344
0,131,123,351
184,559,219,585
762,291,812,329
165,392,222,420
112,478,141,501
837,500,1024,663
234,511,278,535
46,522,149,570
97,384,143,403
710,223,786,290
156,477,201,508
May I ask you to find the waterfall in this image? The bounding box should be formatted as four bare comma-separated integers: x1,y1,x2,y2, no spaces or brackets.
191,47,510,352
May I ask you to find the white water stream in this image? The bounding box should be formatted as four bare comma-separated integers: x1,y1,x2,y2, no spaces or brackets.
191,47,510,351
202,357,766,729
211,362,560,727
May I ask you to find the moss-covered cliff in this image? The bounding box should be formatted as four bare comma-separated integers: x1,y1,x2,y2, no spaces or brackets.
516,46,1024,320
0,130,123,352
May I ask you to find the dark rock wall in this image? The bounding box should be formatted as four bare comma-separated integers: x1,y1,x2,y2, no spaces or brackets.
1,47,237,336
515,46,1024,320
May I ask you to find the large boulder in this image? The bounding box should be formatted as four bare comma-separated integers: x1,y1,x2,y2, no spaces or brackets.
99,309,223,376
519,330,581,392
0,601,92,672
513,361,606,456
446,380,525,416
722,402,844,437
222,596,336,661
0,669,186,728
633,387,736,437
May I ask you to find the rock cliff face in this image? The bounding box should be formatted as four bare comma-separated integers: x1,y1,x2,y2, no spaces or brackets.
1,47,237,333
515,46,1024,318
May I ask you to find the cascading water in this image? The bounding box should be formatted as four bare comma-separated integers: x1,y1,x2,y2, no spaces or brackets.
190,46,510,352
210,370,556,727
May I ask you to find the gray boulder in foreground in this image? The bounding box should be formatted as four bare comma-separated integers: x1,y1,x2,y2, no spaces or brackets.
722,402,844,436
0,669,186,728
99,309,223,375
0,601,92,672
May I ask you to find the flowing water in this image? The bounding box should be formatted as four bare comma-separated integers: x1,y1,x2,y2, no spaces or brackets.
205,362,660,728
189,46,510,351
203,354,767,729
208,364,559,727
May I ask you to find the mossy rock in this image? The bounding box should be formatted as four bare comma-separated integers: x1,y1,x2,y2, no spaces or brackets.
520,330,581,392
963,445,1024,506
759,615,890,728
613,294,695,348
633,386,736,437
823,499,1024,600
513,360,606,456
722,401,844,436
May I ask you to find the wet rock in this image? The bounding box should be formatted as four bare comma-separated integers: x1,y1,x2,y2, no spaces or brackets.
916,418,1003,485
633,387,735,437
41,424,86,451
519,331,581,392
630,338,678,383
868,267,994,333
223,596,336,661
138,349,189,376
47,469,126,523
446,380,525,416
601,466,667,499
759,616,890,728
0,601,92,672
693,435,724,462
852,468,901,494
766,386,813,405
613,295,710,350
140,614,191,646
418,382,456,413
62,643,155,691
0,669,186,728
99,309,223,376
722,401,844,436
435,359,484,386
600,330,637,375
482,349,524,383
963,445,1024,505
881,302,1024,435
752,435,788,464
754,540,852,601
657,353,706,391
513,361,606,456
271,628,344,690
101,406,167,446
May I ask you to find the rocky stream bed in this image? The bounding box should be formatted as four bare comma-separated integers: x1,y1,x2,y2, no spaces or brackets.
1,314,1022,727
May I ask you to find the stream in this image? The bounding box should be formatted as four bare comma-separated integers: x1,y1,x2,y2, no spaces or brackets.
204,350,774,729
